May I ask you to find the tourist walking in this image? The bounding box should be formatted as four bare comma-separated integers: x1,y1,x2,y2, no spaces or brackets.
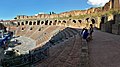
89,24,94,40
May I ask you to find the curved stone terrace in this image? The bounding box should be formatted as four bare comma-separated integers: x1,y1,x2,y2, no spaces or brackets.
12,36,36,54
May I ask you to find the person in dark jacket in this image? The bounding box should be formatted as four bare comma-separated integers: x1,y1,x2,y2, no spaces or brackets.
89,24,94,40
81,28,89,40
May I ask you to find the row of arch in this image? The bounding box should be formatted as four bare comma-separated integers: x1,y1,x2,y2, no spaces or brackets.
17,18,96,26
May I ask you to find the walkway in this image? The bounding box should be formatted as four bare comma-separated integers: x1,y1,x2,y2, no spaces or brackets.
89,30,120,67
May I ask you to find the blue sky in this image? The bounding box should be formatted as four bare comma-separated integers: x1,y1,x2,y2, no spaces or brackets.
0,0,109,20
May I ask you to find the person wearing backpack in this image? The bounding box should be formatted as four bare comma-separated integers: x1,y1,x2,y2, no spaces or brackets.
81,28,89,41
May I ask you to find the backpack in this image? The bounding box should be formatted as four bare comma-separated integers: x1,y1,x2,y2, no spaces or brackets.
82,31,89,39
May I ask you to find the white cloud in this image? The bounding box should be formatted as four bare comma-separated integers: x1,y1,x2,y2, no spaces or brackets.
87,0,110,6
38,12,45,14
35,12,45,16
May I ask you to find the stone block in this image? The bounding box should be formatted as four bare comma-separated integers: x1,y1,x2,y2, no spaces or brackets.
105,21,113,33
115,14,120,24
101,24,106,32
112,24,120,35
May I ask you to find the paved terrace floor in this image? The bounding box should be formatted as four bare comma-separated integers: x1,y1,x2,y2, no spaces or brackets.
89,30,120,67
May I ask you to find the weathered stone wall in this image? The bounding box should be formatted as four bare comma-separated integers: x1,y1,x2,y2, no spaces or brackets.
112,24,120,34
100,15,114,32
115,14,120,24
112,0,120,10
112,14,120,34
99,14,120,34
103,1,111,11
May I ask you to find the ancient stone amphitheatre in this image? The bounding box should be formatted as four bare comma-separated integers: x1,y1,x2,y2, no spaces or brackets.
0,0,120,67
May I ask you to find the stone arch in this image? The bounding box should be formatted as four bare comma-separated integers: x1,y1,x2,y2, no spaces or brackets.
37,20,40,25
25,21,28,25
78,20,82,23
30,27,33,30
101,16,105,24
29,21,32,25
38,28,41,31
33,21,36,25
49,21,52,25
21,22,24,25
41,21,44,25
100,16,106,29
55,20,57,22
61,20,66,26
22,27,24,30
18,22,20,26
45,20,48,25
53,20,57,25
58,21,61,25
85,18,90,28
72,20,77,23
63,20,66,23
86,18,89,22
113,15,116,24
91,19,96,24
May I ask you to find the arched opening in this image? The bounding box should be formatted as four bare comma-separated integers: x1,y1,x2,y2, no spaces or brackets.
58,21,61,22
91,19,95,24
55,20,57,22
26,21,28,25
78,20,82,23
58,21,61,25
58,21,61,23
73,20,76,23
18,22,20,26
113,15,116,24
21,22,24,25
49,21,52,25
101,17,105,24
100,16,105,29
30,27,33,30
63,20,66,23
29,21,32,25
33,22,36,25
45,20,48,25
37,20,40,25
86,18,89,22
53,20,57,25
38,28,41,31
41,21,44,25
22,27,24,30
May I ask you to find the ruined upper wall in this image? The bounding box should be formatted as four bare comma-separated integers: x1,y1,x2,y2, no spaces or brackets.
102,1,111,11
16,0,120,20
112,0,120,10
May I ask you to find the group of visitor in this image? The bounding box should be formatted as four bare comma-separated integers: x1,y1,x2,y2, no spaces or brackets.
81,24,94,42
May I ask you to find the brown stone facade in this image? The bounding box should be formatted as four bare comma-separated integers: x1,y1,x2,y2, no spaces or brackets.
112,14,120,34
